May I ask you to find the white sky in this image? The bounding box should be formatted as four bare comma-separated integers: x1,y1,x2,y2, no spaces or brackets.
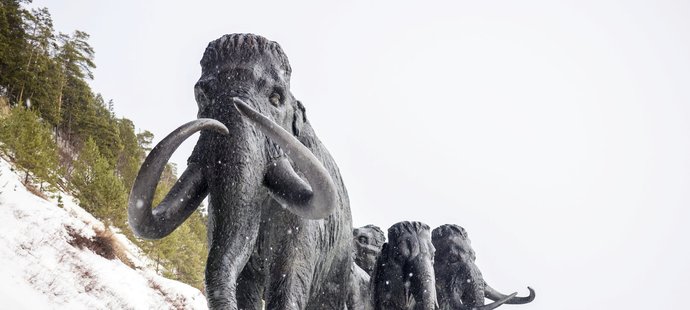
33,1,690,309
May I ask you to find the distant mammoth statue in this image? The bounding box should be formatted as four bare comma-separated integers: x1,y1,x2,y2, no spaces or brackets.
353,224,386,276
432,225,535,310
128,33,354,309
371,221,438,310
348,225,386,310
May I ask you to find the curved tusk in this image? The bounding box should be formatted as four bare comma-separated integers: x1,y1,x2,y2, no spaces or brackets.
485,285,535,304
476,292,517,310
263,157,313,207
233,98,337,219
128,119,228,239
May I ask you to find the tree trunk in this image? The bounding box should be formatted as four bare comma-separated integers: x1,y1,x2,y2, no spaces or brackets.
17,31,38,107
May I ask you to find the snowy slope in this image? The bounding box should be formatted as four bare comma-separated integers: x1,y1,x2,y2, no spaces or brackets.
0,156,208,309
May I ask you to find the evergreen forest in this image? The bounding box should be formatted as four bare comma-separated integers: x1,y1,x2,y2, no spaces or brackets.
0,0,208,290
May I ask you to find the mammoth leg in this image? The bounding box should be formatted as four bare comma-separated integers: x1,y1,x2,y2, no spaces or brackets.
205,198,262,310
236,253,265,310
263,216,317,309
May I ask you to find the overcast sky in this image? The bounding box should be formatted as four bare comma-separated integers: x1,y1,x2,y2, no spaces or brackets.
33,0,690,309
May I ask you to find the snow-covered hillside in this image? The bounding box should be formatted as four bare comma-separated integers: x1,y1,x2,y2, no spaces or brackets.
0,156,208,309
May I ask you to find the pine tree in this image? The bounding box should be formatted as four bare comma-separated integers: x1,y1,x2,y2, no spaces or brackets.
162,218,207,289
116,118,144,190
88,94,123,167
71,137,126,226
17,7,56,105
56,30,95,143
136,130,154,152
0,0,29,101
0,106,59,186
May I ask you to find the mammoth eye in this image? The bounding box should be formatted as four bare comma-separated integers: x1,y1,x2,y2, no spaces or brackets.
358,236,368,244
269,92,282,106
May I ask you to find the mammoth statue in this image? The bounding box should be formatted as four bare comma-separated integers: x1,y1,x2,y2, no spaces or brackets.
432,225,535,310
128,33,354,309
353,224,386,276
348,225,386,310
371,221,438,310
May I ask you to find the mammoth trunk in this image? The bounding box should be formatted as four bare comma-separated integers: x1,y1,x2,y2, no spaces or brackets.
198,127,268,232
452,264,517,310
408,257,438,310
195,128,271,309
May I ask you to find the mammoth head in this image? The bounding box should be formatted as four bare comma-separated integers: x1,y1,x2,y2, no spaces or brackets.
387,221,435,264
194,34,305,138
432,224,534,309
432,224,476,267
353,224,386,276
128,34,337,239
372,221,437,310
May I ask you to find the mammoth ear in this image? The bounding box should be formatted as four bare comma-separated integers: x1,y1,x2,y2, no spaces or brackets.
291,100,307,137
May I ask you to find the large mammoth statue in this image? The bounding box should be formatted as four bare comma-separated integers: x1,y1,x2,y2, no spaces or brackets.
128,33,353,309
371,221,438,310
432,225,535,310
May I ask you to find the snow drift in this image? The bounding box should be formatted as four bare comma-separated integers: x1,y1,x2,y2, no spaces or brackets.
0,156,208,309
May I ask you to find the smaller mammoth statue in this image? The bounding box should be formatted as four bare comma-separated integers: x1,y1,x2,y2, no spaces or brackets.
371,221,438,310
348,225,386,310
353,224,386,276
432,224,535,310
